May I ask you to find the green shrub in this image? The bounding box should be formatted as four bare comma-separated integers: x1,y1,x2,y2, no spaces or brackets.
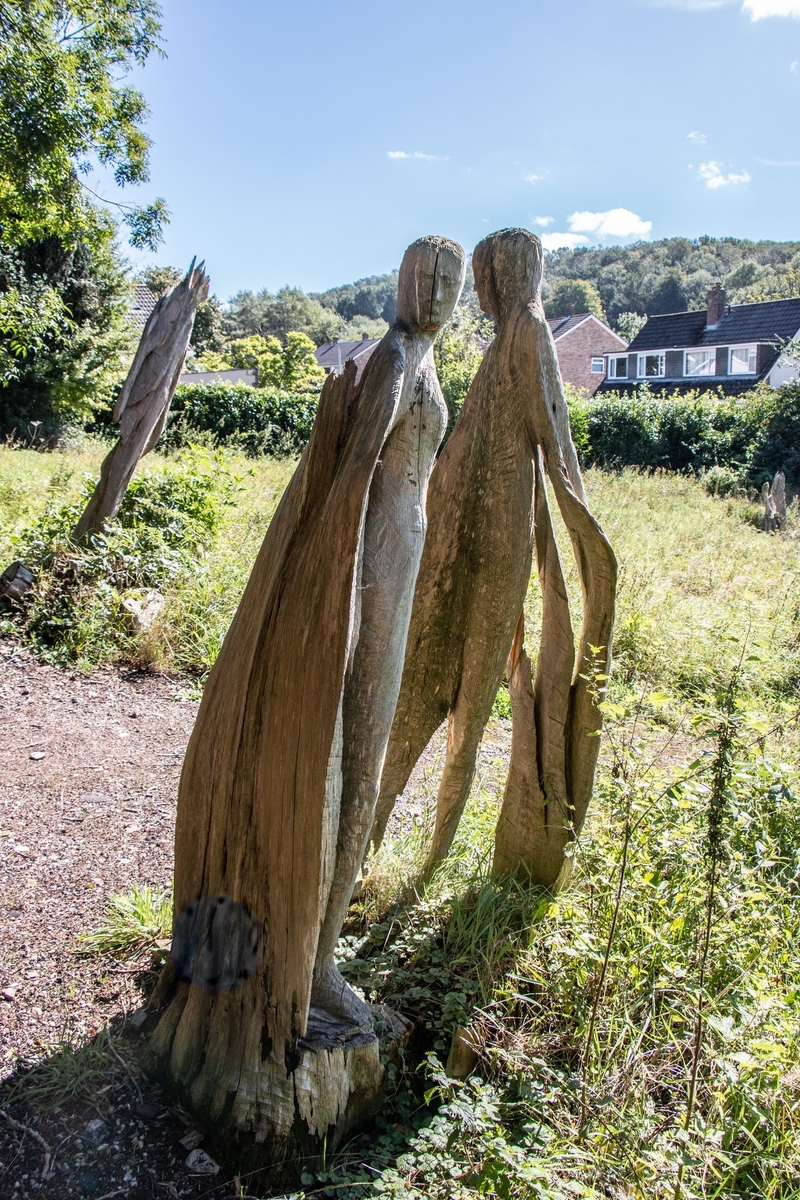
165,382,318,457
578,384,800,488
2,448,241,665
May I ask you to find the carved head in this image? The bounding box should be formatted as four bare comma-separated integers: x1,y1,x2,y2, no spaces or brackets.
396,236,466,334
473,228,543,320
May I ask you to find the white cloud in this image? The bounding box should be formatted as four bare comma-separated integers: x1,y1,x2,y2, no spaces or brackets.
688,130,708,143
792,60,798,69
541,232,590,251
758,157,800,165
698,160,751,187
533,216,554,227
567,207,653,239
387,150,437,160
743,0,800,18
525,173,542,184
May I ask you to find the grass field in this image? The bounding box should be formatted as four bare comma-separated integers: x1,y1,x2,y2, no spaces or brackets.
3,442,800,1198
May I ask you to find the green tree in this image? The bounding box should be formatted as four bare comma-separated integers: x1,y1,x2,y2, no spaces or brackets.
224,286,341,345
545,278,606,322
0,0,168,250
0,224,132,438
615,311,647,343
434,307,485,436
228,332,324,392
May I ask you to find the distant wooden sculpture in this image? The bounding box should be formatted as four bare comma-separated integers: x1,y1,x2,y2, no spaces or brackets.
145,236,465,1169
372,228,616,889
762,471,789,533
73,260,208,542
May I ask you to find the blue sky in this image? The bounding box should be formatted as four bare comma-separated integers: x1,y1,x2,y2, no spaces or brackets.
118,0,800,299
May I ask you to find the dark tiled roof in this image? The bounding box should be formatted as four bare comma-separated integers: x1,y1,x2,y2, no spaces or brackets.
127,283,158,331
629,297,800,351
547,313,592,338
315,338,380,370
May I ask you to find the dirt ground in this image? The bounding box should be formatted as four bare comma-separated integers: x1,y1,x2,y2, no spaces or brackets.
0,641,241,1200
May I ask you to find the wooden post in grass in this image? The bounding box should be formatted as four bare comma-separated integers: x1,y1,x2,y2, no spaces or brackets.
144,236,465,1175
372,228,616,890
772,471,787,532
73,260,208,543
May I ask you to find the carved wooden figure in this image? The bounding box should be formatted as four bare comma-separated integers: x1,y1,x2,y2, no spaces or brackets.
373,228,616,889
145,236,465,1170
73,260,209,542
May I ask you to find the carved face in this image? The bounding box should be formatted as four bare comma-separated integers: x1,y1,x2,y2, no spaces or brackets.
397,237,465,334
473,229,543,320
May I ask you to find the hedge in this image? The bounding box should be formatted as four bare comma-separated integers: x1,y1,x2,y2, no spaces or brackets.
165,382,319,457
567,383,800,486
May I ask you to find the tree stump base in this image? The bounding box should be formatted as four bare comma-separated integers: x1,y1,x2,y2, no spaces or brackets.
140,994,410,1187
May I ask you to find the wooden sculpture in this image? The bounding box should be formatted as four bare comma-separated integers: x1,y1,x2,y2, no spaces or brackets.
145,236,465,1168
73,260,209,542
372,228,616,889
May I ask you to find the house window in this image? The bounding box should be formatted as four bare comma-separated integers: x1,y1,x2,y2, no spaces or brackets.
638,353,665,378
591,357,605,374
730,345,757,374
685,349,717,377
608,356,628,379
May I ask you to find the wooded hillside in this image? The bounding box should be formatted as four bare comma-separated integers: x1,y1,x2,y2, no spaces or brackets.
312,237,800,332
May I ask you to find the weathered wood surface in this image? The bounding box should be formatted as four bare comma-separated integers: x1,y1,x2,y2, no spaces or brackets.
73,260,208,542
372,227,616,889
772,471,787,531
145,237,465,1165
0,561,34,603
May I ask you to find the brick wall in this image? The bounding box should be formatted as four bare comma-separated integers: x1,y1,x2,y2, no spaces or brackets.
554,319,627,395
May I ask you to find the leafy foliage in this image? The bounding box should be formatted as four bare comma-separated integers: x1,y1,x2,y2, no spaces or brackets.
227,331,324,391
0,0,167,249
1,447,240,665
223,285,341,346
314,270,399,325
571,382,800,485
434,306,486,437
545,278,606,321
0,230,132,439
544,235,800,323
167,381,319,457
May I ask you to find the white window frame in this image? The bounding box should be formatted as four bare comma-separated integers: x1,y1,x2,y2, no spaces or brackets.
684,348,717,377
729,344,757,375
591,357,605,374
607,355,628,379
638,352,665,379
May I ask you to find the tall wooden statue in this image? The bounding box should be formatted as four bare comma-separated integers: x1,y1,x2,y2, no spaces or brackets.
145,236,465,1171
372,228,616,889
73,260,208,542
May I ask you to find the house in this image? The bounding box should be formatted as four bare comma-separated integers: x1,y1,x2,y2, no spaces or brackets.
179,368,258,387
315,334,380,380
547,311,628,395
597,286,800,396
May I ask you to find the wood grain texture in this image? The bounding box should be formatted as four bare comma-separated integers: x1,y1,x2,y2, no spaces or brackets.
146,237,465,1157
373,228,616,888
73,260,208,542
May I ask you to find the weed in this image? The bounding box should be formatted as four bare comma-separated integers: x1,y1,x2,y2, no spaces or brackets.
79,883,172,961
10,1029,113,1110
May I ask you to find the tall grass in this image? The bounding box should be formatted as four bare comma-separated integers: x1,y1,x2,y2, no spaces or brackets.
5,445,800,1194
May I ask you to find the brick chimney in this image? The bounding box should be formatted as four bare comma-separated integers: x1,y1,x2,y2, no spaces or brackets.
567,302,576,317
706,284,726,328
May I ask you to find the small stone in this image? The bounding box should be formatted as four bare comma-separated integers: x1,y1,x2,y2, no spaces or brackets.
29,752,45,761
13,845,30,856
129,1007,148,1029
84,1118,109,1144
133,1102,160,1120
185,1148,219,1175
179,1129,204,1151
1,986,17,1001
